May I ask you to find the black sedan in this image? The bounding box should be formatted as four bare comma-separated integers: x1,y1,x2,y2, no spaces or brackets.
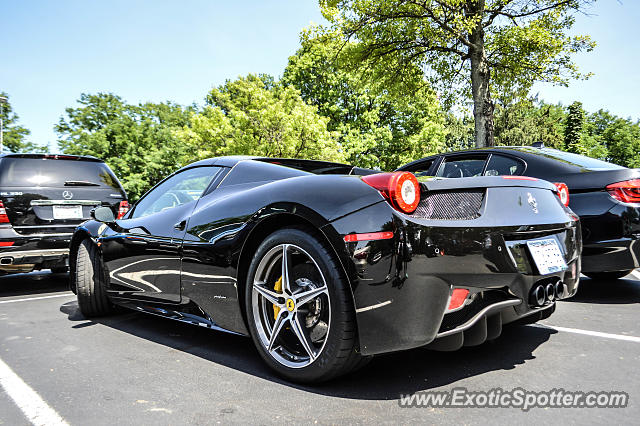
399,146,640,281
70,156,580,382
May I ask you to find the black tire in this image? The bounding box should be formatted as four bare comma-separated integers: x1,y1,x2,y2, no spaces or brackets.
584,270,632,281
75,239,112,317
245,227,367,383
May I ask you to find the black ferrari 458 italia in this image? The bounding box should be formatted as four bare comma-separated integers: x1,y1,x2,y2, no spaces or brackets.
70,156,581,382
399,146,640,281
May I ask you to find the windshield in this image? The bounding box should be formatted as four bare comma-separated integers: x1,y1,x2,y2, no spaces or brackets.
0,158,123,189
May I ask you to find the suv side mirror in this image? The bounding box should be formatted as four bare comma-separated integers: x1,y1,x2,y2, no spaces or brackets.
91,206,116,223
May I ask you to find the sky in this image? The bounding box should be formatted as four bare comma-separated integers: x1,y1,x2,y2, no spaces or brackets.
1,0,639,151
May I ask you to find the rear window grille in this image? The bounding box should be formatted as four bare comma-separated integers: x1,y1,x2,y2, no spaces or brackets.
410,189,484,220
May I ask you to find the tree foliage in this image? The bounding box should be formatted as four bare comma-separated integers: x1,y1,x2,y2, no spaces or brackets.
319,0,596,147
564,101,584,152
582,109,640,167
177,74,344,162
490,97,640,168
282,28,446,170
494,97,565,148
56,93,196,200
0,92,44,153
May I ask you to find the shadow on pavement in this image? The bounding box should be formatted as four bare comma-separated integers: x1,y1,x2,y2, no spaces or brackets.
0,270,70,297
560,276,640,305
60,300,555,400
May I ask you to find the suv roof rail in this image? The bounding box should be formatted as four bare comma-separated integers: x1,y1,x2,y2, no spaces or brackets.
531,142,544,148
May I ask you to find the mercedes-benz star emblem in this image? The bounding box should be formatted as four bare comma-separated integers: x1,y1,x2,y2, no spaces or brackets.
527,192,538,214
62,190,73,200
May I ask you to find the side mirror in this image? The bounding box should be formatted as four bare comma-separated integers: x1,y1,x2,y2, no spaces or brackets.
91,206,116,223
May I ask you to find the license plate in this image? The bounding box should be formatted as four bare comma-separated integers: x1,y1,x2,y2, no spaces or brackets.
52,205,83,220
527,238,568,275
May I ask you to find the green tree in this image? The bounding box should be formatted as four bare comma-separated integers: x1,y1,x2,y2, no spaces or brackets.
564,101,584,153
178,74,345,162
320,0,595,148
602,117,640,168
583,109,640,167
282,28,446,170
443,113,475,151
0,92,44,153
494,97,565,148
56,93,196,200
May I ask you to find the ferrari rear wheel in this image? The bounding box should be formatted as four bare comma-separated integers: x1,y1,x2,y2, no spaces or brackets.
75,239,112,317
245,227,366,383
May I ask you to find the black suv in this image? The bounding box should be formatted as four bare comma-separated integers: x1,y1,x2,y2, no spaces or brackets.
0,153,128,274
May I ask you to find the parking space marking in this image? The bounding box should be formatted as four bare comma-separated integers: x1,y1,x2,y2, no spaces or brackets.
0,293,72,304
0,357,69,426
537,324,640,343
630,269,640,280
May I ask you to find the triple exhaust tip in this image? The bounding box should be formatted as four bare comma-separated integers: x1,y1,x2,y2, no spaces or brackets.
530,281,564,307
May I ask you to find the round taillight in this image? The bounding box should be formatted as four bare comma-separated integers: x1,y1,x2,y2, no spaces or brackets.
361,171,421,214
390,172,420,213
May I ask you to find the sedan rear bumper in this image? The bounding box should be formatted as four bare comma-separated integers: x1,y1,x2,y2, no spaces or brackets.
581,236,640,273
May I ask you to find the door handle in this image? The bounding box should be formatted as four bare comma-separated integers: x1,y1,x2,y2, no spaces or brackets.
174,220,187,231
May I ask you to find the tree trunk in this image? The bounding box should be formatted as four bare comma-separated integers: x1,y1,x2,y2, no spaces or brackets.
468,2,495,148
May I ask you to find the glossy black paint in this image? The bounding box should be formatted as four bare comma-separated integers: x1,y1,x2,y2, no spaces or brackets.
70,156,581,357
399,147,640,273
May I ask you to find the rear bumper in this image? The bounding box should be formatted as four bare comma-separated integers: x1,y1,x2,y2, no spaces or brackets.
0,226,71,272
581,236,640,273
351,225,580,355
326,199,581,356
573,195,640,273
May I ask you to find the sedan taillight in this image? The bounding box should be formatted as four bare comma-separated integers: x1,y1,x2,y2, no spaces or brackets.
0,201,10,224
362,172,421,214
606,179,640,204
553,182,570,206
117,201,130,219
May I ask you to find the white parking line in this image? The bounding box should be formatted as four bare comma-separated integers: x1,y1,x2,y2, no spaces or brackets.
0,294,72,305
537,324,640,343
0,357,69,426
630,269,640,280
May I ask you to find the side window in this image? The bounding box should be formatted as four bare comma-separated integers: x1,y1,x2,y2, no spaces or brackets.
409,159,435,177
483,155,525,176
131,167,219,219
435,156,488,178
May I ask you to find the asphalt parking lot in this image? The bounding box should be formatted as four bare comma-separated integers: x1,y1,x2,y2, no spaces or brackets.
1,271,638,425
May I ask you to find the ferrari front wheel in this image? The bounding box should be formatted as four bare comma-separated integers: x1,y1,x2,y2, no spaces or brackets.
245,227,367,383
75,239,112,317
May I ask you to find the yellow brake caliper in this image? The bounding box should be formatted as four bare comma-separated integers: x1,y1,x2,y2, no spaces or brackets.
273,276,283,319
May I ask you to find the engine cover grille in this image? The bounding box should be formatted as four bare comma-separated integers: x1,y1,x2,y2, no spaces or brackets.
410,189,484,220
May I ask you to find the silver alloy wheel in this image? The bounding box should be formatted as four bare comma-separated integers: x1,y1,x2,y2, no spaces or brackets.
251,244,331,368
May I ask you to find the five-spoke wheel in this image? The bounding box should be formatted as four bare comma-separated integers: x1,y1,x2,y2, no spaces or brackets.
245,227,367,382
252,243,331,368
